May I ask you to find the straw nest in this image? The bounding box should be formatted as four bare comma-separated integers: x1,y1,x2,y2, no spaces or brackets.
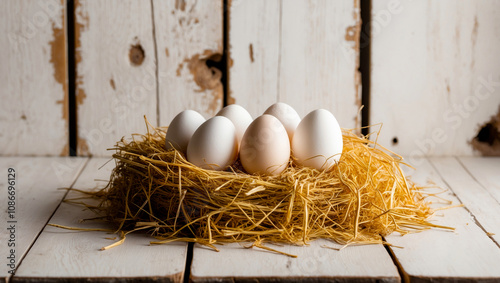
83,118,448,253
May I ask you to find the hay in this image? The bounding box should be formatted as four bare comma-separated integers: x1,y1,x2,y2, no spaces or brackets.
83,117,451,253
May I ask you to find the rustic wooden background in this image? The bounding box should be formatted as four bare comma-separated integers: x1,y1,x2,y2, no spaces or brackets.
1,0,499,157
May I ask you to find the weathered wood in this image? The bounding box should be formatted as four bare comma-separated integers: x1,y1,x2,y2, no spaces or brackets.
228,0,361,128
14,158,188,282
429,157,500,244
0,0,69,156
385,158,500,281
458,157,500,204
75,0,158,156
190,240,399,282
371,0,500,156
0,157,87,281
153,0,224,125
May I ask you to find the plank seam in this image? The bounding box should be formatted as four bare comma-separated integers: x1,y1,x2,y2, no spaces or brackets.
382,236,408,283
428,157,500,248
9,157,90,281
67,0,77,156
150,0,160,126
183,242,194,283
456,157,500,208
360,0,371,136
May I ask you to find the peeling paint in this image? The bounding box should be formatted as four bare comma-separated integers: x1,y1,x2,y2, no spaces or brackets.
50,4,69,156
175,0,186,11
186,52,223,92
129,44,145,66
110,79,116,90
176,63,183,77
471,16,479,69
77,137,90,156
59,143,69,156
249,44,254,63
165,47,170,57
75,0,88,106
471,106,500,156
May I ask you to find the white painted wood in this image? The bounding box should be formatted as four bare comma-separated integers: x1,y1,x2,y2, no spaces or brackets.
385,158,500,281
0,0,69,156
15,158,188,282
227,0,280,118
191,240,399,282
371,0,500,156
154,0,224,125
229,0,361,128
458,157,500,204
75,0,158,156
429,157,500,244
0,157,87,280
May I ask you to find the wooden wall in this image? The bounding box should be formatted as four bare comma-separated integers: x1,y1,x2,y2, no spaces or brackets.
1,0,499,157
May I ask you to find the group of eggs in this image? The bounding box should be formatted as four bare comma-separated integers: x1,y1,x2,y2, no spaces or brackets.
165,103,344,176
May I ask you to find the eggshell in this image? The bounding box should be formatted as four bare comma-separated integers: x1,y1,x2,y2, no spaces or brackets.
263,102,301,141
187,116,238,171
165,110,206,154
292,109,343,171
240,114,290,175
216,104,253,146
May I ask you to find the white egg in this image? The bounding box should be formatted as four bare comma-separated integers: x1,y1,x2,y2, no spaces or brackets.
264,102,301,141
187,116,238,171
216,104,253,146
292,109,343,171
240,114,290,176
165,110,206,154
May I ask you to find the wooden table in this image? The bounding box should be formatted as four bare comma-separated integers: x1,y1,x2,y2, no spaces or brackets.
1,157,499,282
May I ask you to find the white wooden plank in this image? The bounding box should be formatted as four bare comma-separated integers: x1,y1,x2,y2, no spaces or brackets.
229,0,361,128
371,0,500,156
227,0,280,118
15,158,188,282
191,240,399,282
385,158,500,281
75,0,158,156
429,157,500,244
458,157,500,204
0,0,69,156
0,157,87,280
154,0,224,125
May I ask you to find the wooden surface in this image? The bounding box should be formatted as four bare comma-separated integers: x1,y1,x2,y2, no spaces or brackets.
370,0,500,156
0,0,69,156
228,0,362,128
154,0,224,125
75,0,158,156
0,157,87,281
1,157,500,282
14,158,188,282
191,240,399,282
385,158,500,282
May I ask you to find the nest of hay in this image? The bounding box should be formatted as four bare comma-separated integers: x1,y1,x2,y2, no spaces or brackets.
86,118,445,253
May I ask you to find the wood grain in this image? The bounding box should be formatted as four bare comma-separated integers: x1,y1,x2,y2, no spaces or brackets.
458,157,500,204
370,0,500,156
228,0,361,128
0,157,87,280
190,240,399,282
429,157,500,244
14,158,188,282
0,0,69,156
385,157,500,281
75,0,158,156
153,0,224,126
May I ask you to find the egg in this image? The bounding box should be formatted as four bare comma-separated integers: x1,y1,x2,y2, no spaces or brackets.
216,104,253,146
165,110,206,154
292,109,343,171
187,116,238,171
240,114,290,175
263,102,301,141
